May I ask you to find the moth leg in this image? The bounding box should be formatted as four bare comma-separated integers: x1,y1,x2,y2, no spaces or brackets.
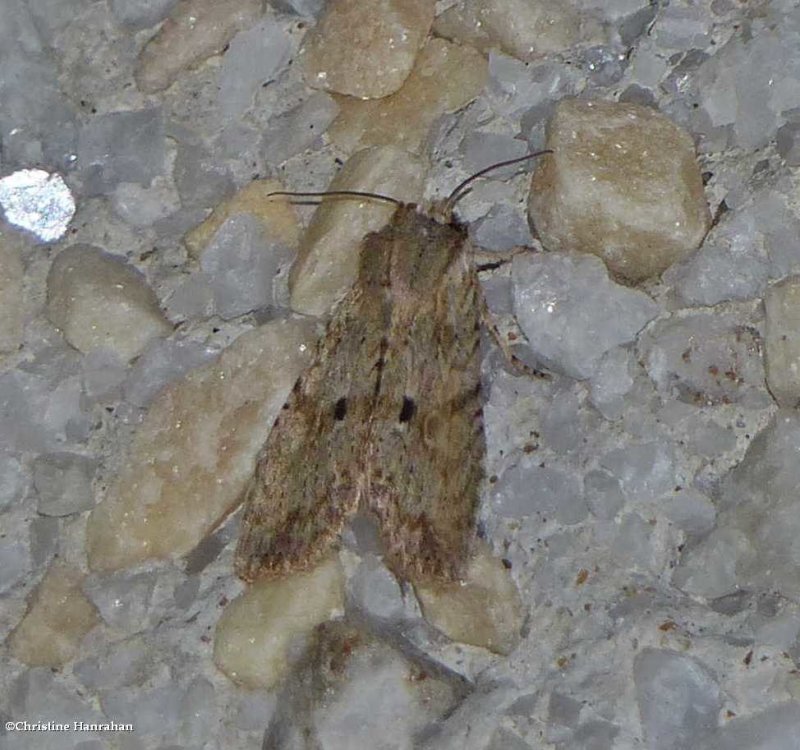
477,289,551,380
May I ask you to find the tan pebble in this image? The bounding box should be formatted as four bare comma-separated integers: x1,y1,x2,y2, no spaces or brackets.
184,179,301,259
289,145,426,317
300,0,435,99
414,542,524,655
213,555,344,689
9,564,99,668
135,0,263,93
529,99,710,283
434,0,599,60
85,318,316,572
0,231,24,353
46,244,172,362
328,37,487,154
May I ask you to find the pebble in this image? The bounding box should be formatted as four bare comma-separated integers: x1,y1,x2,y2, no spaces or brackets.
265,619,461,747
718,412,800,601
134,0,263,93
417,683,520,750
172,139,236,214
662,487,716,537
584,468,625,520
776,121,800,166
512,251,659,380
84,566,185,634
272,0,324,17
46,244,172,362
0,347,85,454
764,275,800,407
673,527,755,600
289,145,425,316
213,555,344,689
109,0,177,30
414,543,524,656
0,532,30,595
588,346,636,420
662,189,783,307
262,91,340,165
638,309,766,406
111,177,181,228
346,555,407,623
10,668,103,734
433,0,596,61
0,169,76,242
73,636,156,691
300,0,434,99
600,439,676,503
485,53,581,124
183,178,300,258
695,702,800,750
32,452,96,517
8,564,99,667
0,453,30,513
471,204,533,252
328,37,487,154
102,683,182,739
85,319,315,572
121,337,216,408
77,108,165,197
217,17,293,119
199,214,290,319
529,99,710,283
634,648,721,750
492,454,588,525
0,232,24,352
675,411,800,601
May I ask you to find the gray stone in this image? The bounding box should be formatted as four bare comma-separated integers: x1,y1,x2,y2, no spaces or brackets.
513,252,659,380
696,701,800,750
200,214,288,319
218,18,293,118
584,469,625,520
271,0,324,16
78,109,165,196
0,535,29,593
491,455,588,524
84,566,187,634
172,140,235,213
33,452,96,516
262,92,340,166
471,204,534,251
600,440,676,503
124,338,219,407
634,649,720,750
662,488,716,536
0,452,29,512
109,0,178,29
346,556,407,623
639,310,767,406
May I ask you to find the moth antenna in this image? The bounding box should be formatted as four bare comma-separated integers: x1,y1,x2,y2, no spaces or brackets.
443,149,554,216
266,189,402,207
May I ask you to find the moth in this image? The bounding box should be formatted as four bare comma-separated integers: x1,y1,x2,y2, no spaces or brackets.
235,153,549,584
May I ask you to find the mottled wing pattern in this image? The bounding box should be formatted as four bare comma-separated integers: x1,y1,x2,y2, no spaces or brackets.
365,208,484,582
235,278,389,582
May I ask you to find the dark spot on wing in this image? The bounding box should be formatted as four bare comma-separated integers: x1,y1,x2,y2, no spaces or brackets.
333,397,347,421
399,396,416,423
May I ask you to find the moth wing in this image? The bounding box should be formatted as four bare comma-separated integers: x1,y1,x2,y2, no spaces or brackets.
367,258,484,583
235,294,381,581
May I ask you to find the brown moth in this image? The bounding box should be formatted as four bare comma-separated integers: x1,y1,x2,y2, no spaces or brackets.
235,153,549,584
